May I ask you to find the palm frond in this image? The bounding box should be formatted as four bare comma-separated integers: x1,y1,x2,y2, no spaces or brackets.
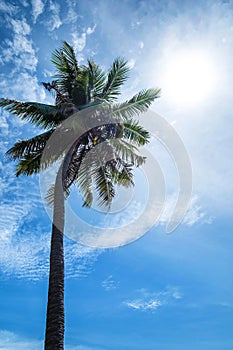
75,144,115,207
87,60,106,100
15,153,42,176
106,158,134,187
111,138,146,167
123,119,150,146
101,58,130,101
117,162,134,187
94,165,115,207
0,99,63,128
51,41,79,99
51,41,78,79
75,154,94,207
6,130,53,160
63,143,87,191
112,88,161,119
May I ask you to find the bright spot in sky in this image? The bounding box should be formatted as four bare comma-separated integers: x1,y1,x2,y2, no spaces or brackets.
162,51,217,107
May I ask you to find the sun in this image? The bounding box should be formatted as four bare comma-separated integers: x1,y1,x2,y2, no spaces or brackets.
162,50,217,107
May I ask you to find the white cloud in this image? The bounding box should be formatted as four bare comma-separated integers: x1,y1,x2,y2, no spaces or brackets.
45,0,62,31
0,72,46,101
0,330,97,350
125,299,162,311
160,194,213,228
182,196,214,226
77,193,209,248
72,32,86,52
0,330,42,350
0,114,9,136
0,1,17,15
0,18,38,73
65,0,79,24
11,17,31,35
138,41,144,49
0,201,99,280
0,191,99,280
124,286,183,312
31,0,44,23
102,275,119,291
127,58,136,68
86,24,96,35
72,26,96,53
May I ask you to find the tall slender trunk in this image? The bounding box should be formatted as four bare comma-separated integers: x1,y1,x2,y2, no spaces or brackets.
44,168,65,350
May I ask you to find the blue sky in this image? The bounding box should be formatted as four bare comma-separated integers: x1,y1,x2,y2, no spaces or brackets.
0,0,233,349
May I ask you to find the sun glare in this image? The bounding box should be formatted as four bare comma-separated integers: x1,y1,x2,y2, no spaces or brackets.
162,51,217,107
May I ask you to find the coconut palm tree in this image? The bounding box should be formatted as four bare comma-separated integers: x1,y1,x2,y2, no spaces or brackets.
0,41,160,350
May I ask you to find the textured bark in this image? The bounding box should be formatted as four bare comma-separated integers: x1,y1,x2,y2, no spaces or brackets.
44,169,65,350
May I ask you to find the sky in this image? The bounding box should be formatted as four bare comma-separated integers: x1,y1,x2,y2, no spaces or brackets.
0,0,233,349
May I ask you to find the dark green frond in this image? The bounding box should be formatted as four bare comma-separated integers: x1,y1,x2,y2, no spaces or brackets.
101,58,130,101
87,60,106,100
51,41,78,79
51,41,79,99
0,99,63,128
15,153,42,176
6,130,53,160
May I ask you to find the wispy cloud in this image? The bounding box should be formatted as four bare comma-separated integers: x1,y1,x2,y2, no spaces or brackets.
0,201,100,280
72,32,86,52
45,0,62,32
0,16,47,102
0,1,18,15
0,17,38,72
31,0,45,23
124,286,183,312
0,71,46,101
0,330,42,350
72,25,96,53
102,275,119,291
125,298,162,311
0,330,98,350
65,0,79,24
160,194,214,227
84,193,211,248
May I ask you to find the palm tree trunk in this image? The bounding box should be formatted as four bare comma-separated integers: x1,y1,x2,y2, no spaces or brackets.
44,168,65,350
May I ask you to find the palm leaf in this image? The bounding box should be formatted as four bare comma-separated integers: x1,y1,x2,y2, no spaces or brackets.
75,153,94,207
123,119,150,146
101,58,130,101
51,41,78,79
6,130,54,160
111,138,146,167
51,41,79,99
112,88,161,119
0,99,63,128
87,60,106,100
94,165,115,207
15,153,42,176
106,158,134,187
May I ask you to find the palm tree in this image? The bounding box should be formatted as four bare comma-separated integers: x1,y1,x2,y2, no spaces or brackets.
0,42,160,350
